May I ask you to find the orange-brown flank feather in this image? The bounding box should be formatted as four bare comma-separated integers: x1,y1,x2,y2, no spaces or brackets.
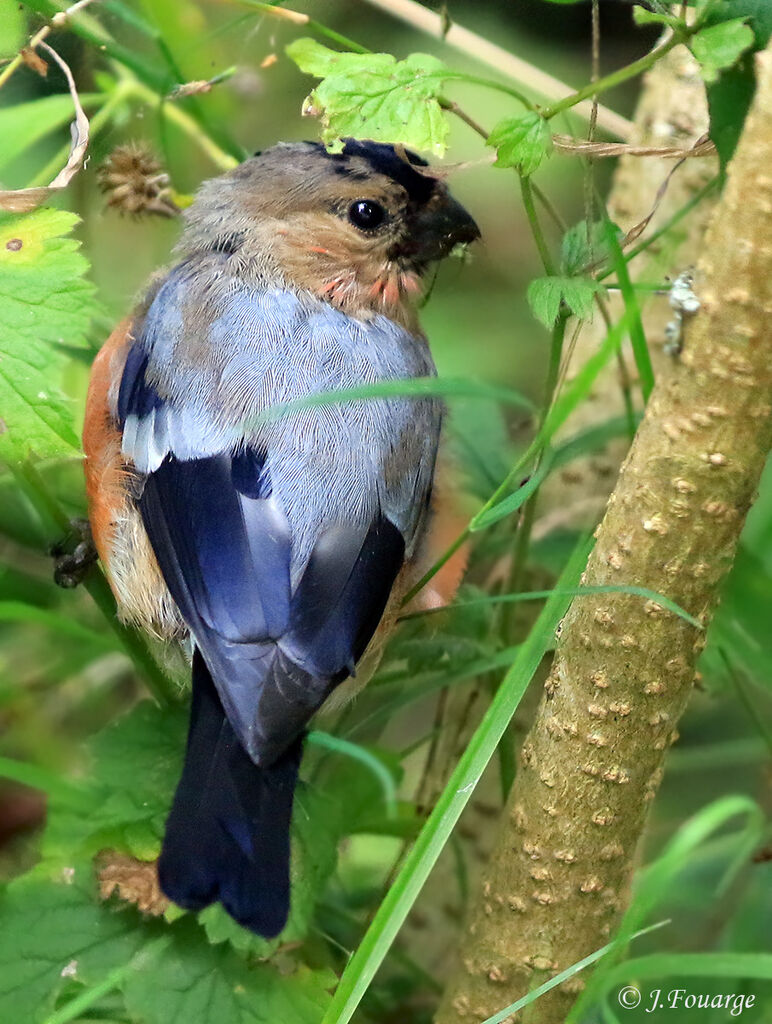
82,318,132,570
83,319,184,639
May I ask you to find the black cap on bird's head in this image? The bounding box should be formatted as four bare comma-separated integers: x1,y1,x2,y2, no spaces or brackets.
321,138,480,266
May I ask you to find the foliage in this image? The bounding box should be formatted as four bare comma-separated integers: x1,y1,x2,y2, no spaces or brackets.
0,209,94,462
0,3,769,1024
487,112,552,177
287,38,452,157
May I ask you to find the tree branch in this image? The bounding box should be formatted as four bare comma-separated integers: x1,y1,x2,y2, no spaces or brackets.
437,39,772,1024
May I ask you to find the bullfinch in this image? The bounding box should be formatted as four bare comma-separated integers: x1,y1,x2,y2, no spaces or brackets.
82,139,479,937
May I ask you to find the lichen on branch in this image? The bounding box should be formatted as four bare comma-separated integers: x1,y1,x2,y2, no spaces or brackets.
437,40,772,1024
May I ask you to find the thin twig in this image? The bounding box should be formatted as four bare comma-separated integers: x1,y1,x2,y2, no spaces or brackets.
356,0,633,139
0,40,90,211
553,135,716,158
0,0,99,91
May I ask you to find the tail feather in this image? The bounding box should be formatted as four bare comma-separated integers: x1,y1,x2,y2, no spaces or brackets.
158,649,302,937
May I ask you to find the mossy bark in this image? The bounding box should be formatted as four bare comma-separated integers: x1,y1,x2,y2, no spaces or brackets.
436,44,772,1024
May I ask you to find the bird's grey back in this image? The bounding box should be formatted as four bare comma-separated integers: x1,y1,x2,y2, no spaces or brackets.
122,255,442,583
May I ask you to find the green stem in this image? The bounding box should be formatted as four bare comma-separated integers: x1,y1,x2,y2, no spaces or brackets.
22,0,170,92
542,34,684,121
504,313,567,624
12,461,177,707
236,0,371,53
519,175,556,276
128,76,238,171
21,0,243,163
596,292,637,438
532,182,567,233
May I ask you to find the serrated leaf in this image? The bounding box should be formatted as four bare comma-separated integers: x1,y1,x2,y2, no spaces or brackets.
122,919,333,1024
702,0,772,48
43,701,350,951
0,866,142,1024
691,18,755,83
487,112,552,177
560,220,623,276
703,1,772,170
0,208,95,463
42,700,188,864
527,275,601,328
286,38,451,156
632,5,680,27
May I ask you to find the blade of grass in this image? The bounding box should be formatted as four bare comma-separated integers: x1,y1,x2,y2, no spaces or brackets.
307,731,397,814
471,449,555,530
482,921,669,1024
597,951,772,993
603,217,654,402
250,376,536,429
569,795,765,1021
406,308,634,602
403,584,702,630
320,535,593,1024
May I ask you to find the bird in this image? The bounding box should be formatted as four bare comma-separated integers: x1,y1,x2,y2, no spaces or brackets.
82,138,479,938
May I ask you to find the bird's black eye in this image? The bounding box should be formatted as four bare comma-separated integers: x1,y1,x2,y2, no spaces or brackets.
348,199,386,231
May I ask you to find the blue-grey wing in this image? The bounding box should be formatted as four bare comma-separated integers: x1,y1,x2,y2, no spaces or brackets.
120,260,440,765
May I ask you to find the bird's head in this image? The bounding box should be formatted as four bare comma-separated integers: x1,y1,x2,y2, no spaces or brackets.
180,139,479,329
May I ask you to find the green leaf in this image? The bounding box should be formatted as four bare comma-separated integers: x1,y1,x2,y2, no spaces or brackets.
487,112,552,176
471,450,555,530
702,2,772,170
122,919,333,1024
632,5,680,27
0,867,141,1024
0,209,95,464
42,700,188,864
0,0,24,56
691,18,755,83
560,220,623,276
706,60,756,171
527,276,601,328
286,38,452,156
42,700,350,952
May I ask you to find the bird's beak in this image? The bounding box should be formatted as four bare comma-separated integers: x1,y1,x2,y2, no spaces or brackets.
406,194,480,264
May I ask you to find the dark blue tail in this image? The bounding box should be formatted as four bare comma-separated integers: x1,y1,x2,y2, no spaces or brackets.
158,649,303,937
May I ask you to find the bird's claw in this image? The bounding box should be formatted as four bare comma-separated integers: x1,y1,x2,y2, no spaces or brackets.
51,518,98,588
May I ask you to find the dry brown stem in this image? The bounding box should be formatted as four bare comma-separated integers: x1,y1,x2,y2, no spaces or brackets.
437,41,772,1024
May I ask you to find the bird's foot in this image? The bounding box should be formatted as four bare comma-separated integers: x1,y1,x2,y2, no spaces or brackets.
51,518,98,588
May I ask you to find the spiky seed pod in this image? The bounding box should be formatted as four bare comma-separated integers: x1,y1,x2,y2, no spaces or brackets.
97,143,179,218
